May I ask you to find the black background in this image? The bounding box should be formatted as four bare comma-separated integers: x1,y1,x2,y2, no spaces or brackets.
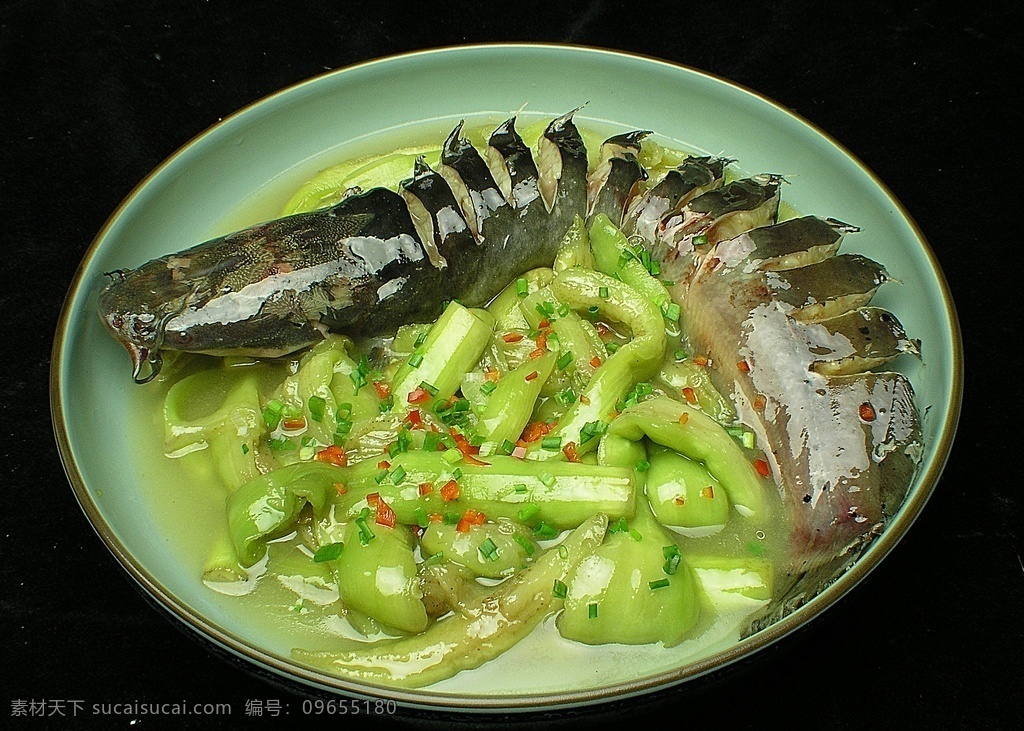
2,1,1021,728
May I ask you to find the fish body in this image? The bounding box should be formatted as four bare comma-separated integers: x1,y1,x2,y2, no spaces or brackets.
662,216,923,593
98,112,924,598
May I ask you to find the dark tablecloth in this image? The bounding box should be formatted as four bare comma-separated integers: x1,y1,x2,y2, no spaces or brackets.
2,1,1020,728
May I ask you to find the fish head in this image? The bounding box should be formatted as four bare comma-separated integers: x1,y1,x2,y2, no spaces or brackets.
97,266,193,383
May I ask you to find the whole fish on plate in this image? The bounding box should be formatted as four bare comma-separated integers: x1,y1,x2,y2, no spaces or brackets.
97,111,923,620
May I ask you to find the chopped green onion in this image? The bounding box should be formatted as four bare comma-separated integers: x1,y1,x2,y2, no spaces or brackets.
350,370,367,394
534,522,558,540
605,342,619,354
556,351,574,371
513,483,528,494
354,516,375,545
390,465,407,484
313,542,345,562
662,302,681,322
649,578,670,590
541,436,562,451
598,286,609,299
663,554,681,575
587,305,600,319
516,278,529,297
478,538,499,561
413,507,429,528
241,443,249,455
408,352,424,368
298,445,315,461
423,432,440,452
539,471,556,487
513,534,535,556
517,503,540,522
442,448,463,464
307,396,326,423
662,544,680,559
629,529,643,542
443,512,461,525
558,544,569,559
609,517,628,533
373,469,388,484
556,303,570,318
635,458,651,473
419,381,439,396
555,387,577,407
413,330,428,348
693,234,709,246
378,394,394,413
451,467,463,480
551,579,567,599
262,400,284,429
480,381,497,395
588,602,599,619
269,437,295,452
500,439,517,455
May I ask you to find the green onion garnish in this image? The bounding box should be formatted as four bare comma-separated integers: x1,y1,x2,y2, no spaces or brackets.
423,432,440,452
390,465,407,484
513,534,535,556
513,483,528,494
539,471,556,487
534,522,558,540
413,507,429,528
746,540,765,557
313,542,345,562
262,400,284,429
629,529,643,542
413,330,428,348
501,439,517,455
693,234,708,246
378,394,394,413
269,437,295,452
419,381,439,396
588,602,599,619
674,349,688,361
480,381,497,395
551,579,567,599
649,578,670,590
354,516,375,545
478,538,499,561
663,302,681,322
558,544,569,559
599,286,609,299
556,303,570,318
556,351,574,371
609,517,628,533
408,352,424,368
307,396,326,422
442,448,463,464
241,443,249,455
451,467,463,480
605,342,619,354
374,469,388,484
443,512,460,525
516,278,529,297
635,458,651,473
587,305,600,319
517,503,540,522
350,370,367,394
541,436,562,451
663,554,681,575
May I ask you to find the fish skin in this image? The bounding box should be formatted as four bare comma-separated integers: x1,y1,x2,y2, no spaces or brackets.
663,218,923,588
98,113,591,381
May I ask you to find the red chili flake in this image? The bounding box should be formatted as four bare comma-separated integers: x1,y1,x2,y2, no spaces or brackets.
366,492,380,508
377,459,390,469
375,499,397,528
520,421,551,443
590,355,602,368
528,348,545,360
754,458,771,478
457,508,487,532
440,480,460,502
674,496,686,506
333,482,348,496
525,370,539,381
692,355,708,367
418,482,434,496
678,411,689,425
484,367,501,382
562,441,582,463
737,360,750,372
580,394,591,405
701,486,715,499
681,387,697,405
859,402,876,422
595,323,611,337
753,394,767,411
502,332,524,343
428,512,443,523
282,416,307,430
315,445,348,467
538,317,550,329
410,525,424,537
536,331,548,351
405,409,423,428
407,387,431,404
372,381,391,400
451,430,490,465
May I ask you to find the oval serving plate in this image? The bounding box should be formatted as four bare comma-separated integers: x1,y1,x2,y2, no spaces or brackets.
51,44,962,711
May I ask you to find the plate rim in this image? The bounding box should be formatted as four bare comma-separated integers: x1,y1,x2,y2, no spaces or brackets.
49,42,964,711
